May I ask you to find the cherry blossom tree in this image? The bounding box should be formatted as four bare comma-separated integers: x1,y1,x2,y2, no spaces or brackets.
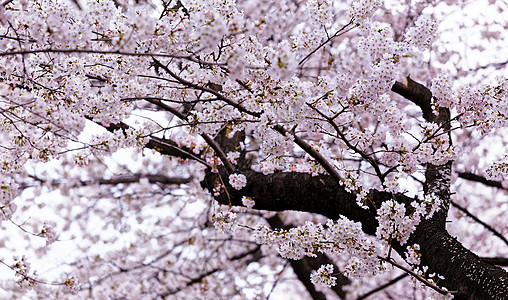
0,0,507,299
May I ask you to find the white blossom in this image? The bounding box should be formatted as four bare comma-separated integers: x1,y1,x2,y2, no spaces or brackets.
229,173,247,190
310,264,337,287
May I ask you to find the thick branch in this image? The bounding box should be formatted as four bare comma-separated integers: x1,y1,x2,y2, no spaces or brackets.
202,169,387,235
482,257,508,267
408,221,508,299
391,77,434,122
457,172,506,189
423,161,452,226
389,78,507,298
96,174,191,186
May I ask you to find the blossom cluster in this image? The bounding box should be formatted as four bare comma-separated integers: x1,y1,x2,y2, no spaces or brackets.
305,0,334,27
486,156,508,180
405,244,421,266
241,196,255,209
431,72,455,110
253,217,383,279
39,222,59,245
349,0,383,27
375,198,439,245
253,221,324,260
405,15,438,50
11,256,36,287
0,178,18,221
226,151,240,165
212,211,238,233
310,264,337,288
228,173,247,190
63,275,80,294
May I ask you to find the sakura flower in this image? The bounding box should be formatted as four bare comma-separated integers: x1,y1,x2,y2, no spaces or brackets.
241,196,255,208
310,264,337,288
229,173,247,190
39,222,59,245
212,211,238,233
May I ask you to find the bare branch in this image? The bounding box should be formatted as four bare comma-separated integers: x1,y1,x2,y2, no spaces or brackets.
273,124,343,183
451,201,508,246
356,273,408,300
306,102,385,181
158,246,262,297
96,174,191,186
0,48,219,65
144,98,235,173
299,19,356,66
481,257,508,267
457,172,506,190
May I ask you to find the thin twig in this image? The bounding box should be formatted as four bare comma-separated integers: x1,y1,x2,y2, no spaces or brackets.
299,19,355,66
357,273,408,300
377,256,452,295
306,102,384,181
273,124,342,182
0,48,223,66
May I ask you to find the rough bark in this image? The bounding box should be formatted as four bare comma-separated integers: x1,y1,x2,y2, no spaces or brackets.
201,169,389,235
408,220,508,299
391,77,434,122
